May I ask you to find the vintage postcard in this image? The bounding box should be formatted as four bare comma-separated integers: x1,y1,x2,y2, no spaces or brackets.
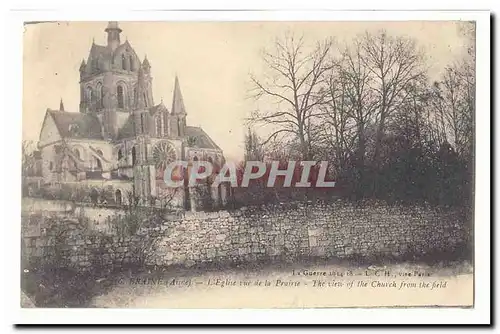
18,16,483,316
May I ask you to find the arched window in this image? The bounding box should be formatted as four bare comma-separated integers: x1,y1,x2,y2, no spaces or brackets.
74,148,81,159
86,86,93,104
49,161,53,171
156,116,162,137
129,56,135,71
96,83,103,109
118,149,123,160
193,156,198,162
100,84,105,108
143,93,148,107
163,115,169,136
122,54,127,70
115,189,122,206
140,114,145,133
117,85,124,109
132,147,137,165
94,157,102,170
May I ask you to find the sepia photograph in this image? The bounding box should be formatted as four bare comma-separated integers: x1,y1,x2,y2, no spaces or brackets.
19,17,481,313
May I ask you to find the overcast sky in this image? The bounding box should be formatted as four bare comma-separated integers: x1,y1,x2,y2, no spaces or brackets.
23,21,471,161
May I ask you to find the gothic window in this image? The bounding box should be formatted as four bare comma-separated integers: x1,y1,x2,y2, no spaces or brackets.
177,119,181,136
193,156,198,162
133,87,137,105
163,115,169,136
115,189,122,205
140,114,145,133
143,93,148,107
74,148,81,159
100,84,105,108
117,85,125,109
122,54,127,70
156,116,162,137
96,83,103,109
49,162,53,171
118,149,123,160
130,56,135,71
86,86,93,105
132,147,137,165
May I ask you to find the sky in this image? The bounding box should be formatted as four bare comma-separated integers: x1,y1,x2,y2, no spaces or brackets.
23,21,472,161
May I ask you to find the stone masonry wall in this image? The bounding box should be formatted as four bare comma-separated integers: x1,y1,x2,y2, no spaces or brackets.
22,201,470,270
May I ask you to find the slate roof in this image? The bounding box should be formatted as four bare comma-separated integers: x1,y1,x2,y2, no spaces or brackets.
185,126,221,150
116,115,136,139
48,110,103,140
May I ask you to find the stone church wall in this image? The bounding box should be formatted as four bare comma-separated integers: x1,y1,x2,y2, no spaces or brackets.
22,201,470,270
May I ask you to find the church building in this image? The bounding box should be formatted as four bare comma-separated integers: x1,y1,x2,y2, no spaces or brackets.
36,22,228,210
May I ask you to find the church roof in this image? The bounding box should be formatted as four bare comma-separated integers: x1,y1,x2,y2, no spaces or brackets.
185,126,221,150
148,102,168,116
89,43,111,62
116,115,136,139
83,40,140,76
48,110,103,140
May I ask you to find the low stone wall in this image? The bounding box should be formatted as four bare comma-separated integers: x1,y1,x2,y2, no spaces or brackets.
22,198,128,227
22,198,75,213
22,201,470,270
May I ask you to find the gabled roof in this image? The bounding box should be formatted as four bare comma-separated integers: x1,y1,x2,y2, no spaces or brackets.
116,115,136,139
185,126,221,150
148,101,168,116
48,110,103,140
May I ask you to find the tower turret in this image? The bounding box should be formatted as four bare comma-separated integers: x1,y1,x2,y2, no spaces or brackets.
105,21,122,51
142,56,151,73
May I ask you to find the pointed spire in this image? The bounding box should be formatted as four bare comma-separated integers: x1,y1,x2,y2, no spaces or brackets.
59,98,65,112
142,55,151,72
171,75,186,115
79,59,86,72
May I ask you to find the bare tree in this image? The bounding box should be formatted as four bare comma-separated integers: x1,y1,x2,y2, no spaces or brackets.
433,62,474,158
248,33,334,160
360,31,426,164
